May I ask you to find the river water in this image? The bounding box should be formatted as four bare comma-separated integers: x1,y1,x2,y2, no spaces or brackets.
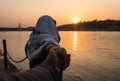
0,31,120,81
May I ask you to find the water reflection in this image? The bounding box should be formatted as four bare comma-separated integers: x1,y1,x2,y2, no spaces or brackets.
73,32,78,51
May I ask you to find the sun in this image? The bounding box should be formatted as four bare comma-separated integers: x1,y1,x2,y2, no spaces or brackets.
72,18,80,24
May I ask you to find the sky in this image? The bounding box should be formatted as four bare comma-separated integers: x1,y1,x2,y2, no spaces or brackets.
0,0,120,27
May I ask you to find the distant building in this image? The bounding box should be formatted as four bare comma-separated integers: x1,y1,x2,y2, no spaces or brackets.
18,23,21,28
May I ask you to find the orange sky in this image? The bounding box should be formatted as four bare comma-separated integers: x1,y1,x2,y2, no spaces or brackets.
0,0,120,27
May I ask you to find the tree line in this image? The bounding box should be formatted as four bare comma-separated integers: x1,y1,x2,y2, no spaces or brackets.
57,19,120,31
0,19,120,31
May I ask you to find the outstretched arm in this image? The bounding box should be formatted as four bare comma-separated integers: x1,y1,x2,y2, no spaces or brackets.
0,46,71,81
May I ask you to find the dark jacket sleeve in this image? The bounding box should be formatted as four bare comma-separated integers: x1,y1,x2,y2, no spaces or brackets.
0,62,58,81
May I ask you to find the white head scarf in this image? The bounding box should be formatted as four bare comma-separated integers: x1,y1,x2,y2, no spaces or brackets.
25,15,60,60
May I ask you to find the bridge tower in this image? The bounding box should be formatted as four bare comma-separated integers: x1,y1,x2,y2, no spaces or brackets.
18,23,21,28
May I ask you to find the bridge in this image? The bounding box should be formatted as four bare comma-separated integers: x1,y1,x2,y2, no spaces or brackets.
8,23,32,28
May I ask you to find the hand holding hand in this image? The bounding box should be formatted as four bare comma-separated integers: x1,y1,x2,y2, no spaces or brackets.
45,45,71,73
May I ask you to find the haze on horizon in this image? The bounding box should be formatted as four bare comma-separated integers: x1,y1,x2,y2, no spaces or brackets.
0,0,120,27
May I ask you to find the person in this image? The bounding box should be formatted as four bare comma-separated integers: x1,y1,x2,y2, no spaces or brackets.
25,15,66,81
25,15,61,68
0,45,70,81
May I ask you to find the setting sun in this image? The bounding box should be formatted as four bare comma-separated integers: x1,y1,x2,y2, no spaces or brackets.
72,18,80,24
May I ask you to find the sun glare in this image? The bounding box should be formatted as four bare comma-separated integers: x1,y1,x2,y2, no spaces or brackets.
72,18,80,24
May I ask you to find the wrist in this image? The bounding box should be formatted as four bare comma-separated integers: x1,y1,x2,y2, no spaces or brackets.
40,61,59,81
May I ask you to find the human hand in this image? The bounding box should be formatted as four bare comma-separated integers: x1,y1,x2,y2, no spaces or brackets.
45,44,71,73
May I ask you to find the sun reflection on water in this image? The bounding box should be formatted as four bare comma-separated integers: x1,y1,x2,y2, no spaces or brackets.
73,32,78,51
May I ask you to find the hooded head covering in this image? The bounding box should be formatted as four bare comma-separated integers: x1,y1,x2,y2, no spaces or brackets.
25,15,60,60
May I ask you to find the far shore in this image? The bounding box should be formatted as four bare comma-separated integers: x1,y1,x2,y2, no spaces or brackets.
0,27,120,31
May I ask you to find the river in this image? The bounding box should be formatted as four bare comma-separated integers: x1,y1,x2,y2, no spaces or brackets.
0,31,120,81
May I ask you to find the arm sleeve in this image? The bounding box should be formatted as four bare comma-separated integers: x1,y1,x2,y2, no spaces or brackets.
0,63,58,81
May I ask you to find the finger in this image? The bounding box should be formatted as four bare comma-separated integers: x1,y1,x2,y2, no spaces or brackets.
55,47,63,70
55,47,66,70
67,54,71,57
60,48,68,70
67,54,71,61
65,60,70,69
63,54,71,70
